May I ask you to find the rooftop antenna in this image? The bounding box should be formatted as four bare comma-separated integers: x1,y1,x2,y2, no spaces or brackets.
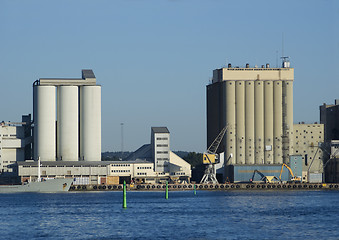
120,123,124,160
281,33,290,68
282,32,284,59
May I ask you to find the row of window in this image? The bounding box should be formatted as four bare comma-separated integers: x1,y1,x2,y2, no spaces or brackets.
296,136,321,139
112,164,130,167
227,68,289,71
156,144,168,147
137,166,151,169
295,142,322,145
137,173,146,175
295,128,322,133
0,134,17,137
22,165,104,168
157,158,169,161
111,170,130,173
157,151,168,154
170,172,185,175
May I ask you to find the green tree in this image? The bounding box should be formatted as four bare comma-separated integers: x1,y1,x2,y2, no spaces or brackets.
183,152,203,167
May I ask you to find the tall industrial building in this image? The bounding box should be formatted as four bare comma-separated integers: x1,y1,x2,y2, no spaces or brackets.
320,100,339,142
0,115,32,183
320,99,339,182
151,127,170,173
207,62,294,170
33,70,101,162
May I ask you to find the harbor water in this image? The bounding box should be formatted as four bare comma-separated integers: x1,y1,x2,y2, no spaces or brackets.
0,190,338,240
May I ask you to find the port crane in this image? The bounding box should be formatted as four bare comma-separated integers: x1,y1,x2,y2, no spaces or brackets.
200,125,228,184
279,163,301,183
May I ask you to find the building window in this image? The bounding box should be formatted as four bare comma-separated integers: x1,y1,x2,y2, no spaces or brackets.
157,137,168,140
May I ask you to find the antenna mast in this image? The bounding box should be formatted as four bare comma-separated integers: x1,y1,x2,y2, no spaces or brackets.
281,33,290,68
120,123,124,160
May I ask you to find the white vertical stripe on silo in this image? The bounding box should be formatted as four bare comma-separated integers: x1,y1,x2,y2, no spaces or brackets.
254,81,264,164
225,81,236,165
236,81,245,164
57,86,79,161
285,80,294,162
245,81,255,164
273,81,283,164
80,86,101,161
264,81,274,164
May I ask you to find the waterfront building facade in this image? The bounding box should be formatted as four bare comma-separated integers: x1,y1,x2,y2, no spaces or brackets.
207,63,294,171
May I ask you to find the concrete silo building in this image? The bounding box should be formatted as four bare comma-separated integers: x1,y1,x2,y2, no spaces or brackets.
33,70,101,162
207,61,294,181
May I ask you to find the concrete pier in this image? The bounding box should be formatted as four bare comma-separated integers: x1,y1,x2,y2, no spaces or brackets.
69,183,339,191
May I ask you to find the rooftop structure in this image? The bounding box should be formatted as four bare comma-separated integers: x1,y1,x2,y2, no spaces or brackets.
37,69,97,86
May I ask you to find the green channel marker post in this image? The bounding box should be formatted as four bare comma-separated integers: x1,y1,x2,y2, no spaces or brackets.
194,184,196,195
165,181,168,199
123,181,127,209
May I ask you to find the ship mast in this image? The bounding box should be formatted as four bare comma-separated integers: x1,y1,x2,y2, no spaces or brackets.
37,157,41,182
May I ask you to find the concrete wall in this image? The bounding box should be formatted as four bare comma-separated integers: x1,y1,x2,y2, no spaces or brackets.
206,82,223,152
232,165,289,183
0,125,26,173
293,124,324,182
169,151,191,178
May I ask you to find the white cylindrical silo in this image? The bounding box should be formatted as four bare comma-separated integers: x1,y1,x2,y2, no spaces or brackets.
80,86,101,161
225,81,236,165
33,85,56,161
254,81,264,164
264,81,274,164
57,86,79,161
273,81,283,164
245,81,255,164
236,81,245,164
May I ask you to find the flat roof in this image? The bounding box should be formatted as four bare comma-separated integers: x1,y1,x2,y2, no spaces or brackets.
212,67,294,83
17,160,152,167
37,69,97,86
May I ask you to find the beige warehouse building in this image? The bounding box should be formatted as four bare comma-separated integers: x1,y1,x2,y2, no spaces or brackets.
207,62,294,169
293,123,324,182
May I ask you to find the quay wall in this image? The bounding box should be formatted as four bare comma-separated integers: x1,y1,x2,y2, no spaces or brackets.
69,183,339,191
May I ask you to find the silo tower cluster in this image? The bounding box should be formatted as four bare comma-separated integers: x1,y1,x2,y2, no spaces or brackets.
33,70,101,162
207,62,294,166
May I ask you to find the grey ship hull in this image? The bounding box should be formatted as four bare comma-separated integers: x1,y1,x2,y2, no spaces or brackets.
0,178,73,193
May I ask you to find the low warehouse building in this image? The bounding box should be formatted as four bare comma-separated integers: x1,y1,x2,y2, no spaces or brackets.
16,127,191,184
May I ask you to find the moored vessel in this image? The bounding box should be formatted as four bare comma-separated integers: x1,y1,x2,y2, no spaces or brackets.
0,178,73,193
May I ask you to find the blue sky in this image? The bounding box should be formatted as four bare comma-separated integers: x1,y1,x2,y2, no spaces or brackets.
1,0,338,153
